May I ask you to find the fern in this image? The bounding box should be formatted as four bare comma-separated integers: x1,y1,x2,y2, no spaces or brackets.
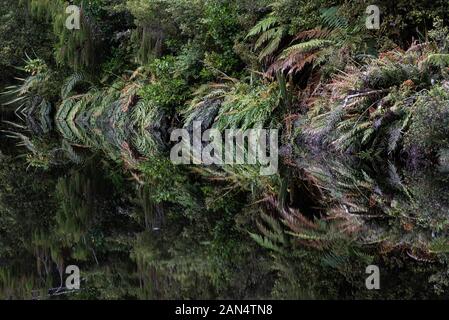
258,211,286,244
208,79,281,130
320,6,348,30
246,14,286,61
425,54,449,67
321,252,348,269
293,28,332,41
257,28,284,61
265,5,359,77
246,15,278,39
280,39,334,59
429,238,449,254
286,230,326,241
61,73,89,99
249,233,284,254
267,30,334,76
387,123,402,154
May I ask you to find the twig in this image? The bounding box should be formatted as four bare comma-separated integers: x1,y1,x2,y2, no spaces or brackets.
345,89,389,102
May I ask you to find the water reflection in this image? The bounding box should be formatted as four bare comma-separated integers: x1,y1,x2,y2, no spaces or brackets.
1,109,449,299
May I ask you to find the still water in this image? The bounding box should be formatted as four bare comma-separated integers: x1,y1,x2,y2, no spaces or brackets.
1,105,449,300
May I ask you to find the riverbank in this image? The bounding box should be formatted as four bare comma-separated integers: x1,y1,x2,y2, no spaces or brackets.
1,0,449,300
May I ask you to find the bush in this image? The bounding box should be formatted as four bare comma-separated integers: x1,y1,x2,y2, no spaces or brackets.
139,56,190,110
404,86,449,154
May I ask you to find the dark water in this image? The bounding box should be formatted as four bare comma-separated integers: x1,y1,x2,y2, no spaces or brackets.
1,106,449,300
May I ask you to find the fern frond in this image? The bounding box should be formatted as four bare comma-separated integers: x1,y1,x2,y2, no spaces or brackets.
293,28,331,41
321,252,348,269
246,15,278,39
280,39,334,59
429,238,449,254
425,54,449,67
257,28,284,60
61,72,87,99
249,233,284,254
320,6,348,29
387,124,402,154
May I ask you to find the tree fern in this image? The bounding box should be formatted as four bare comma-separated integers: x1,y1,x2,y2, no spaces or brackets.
246,15,278,39
189,78,282,131
246,14,286,61
265,5,356,77
280,39,334,59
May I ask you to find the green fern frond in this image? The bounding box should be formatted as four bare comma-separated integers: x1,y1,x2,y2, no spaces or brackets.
425,54,449,67
321,252,348,269
280,39,334,59
254,27,278,49
286,230,325,241
258,30,284,60
246,14,285,61
429,238,449,254
249,233,284,254
320,6,348,29
258,211,286,244
387,123,402,154
246,15,278,39
61,73,88,99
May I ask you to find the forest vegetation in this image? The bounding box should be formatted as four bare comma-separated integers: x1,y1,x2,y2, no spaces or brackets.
0,0,449,299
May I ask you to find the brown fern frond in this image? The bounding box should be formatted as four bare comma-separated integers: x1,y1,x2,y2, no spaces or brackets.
265,195,320,232
287,52,319,75
266,51,318,77
292,28,331,42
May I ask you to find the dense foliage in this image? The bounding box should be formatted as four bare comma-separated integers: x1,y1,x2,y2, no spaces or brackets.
1,0,449,299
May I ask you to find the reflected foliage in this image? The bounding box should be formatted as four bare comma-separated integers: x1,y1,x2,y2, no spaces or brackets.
1,0,449,300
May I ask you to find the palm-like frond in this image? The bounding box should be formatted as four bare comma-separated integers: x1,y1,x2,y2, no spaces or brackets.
246,15,279,39
246,14,286,61
279,39,334,59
